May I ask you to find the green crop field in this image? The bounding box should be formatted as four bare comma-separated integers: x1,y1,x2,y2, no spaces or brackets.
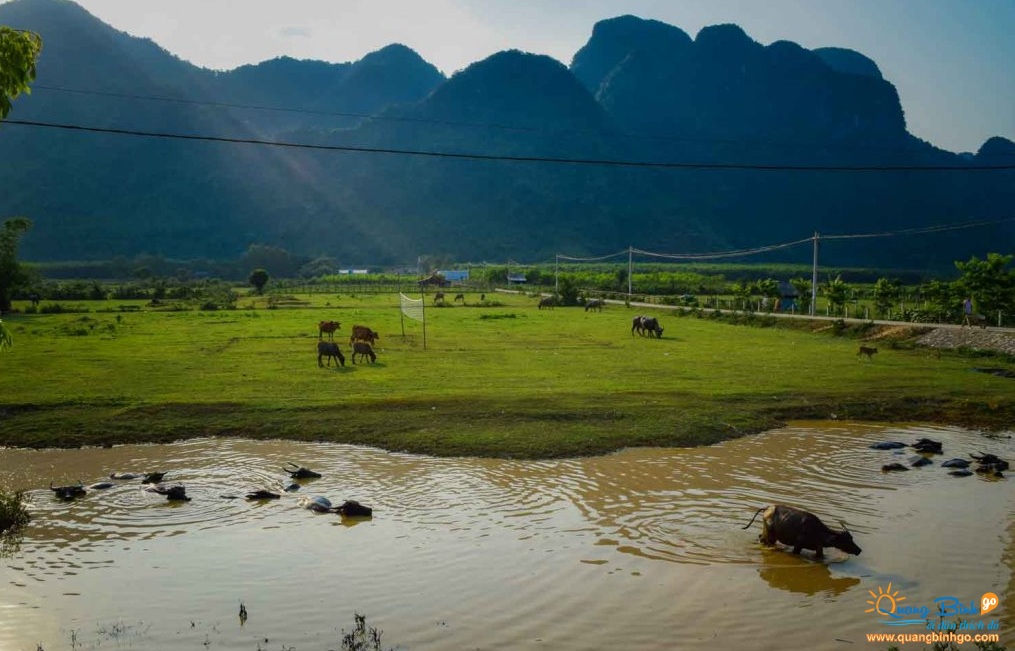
1,290,1012,457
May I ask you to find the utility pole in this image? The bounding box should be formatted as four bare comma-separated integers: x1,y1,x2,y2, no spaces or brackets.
628,246,633,301
810,232,819,316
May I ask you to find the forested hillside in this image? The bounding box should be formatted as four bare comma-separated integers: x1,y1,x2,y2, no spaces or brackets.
0,0,1011,270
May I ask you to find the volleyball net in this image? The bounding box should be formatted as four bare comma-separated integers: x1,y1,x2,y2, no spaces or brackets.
399,293,424,322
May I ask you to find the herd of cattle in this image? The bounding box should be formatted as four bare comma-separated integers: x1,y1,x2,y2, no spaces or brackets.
313,297,667,369
316,322,379,367
48,463,374,518
739,436,1011,561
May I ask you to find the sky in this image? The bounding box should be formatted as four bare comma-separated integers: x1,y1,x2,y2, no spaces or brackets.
7,0,1014,153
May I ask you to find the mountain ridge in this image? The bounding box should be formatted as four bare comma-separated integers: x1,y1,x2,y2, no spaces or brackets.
0,0,1011,270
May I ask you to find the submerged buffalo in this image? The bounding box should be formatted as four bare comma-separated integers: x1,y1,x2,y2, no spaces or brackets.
743,504,862,559
284,462,322,479
50,482,87,500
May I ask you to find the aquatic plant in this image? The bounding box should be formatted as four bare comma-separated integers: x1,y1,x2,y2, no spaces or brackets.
0,489,30,557
340,613,395,651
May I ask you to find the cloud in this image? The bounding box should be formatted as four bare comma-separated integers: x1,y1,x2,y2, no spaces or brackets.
278,26,312,39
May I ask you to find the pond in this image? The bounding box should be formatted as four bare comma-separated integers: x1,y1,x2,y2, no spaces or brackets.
1,422,1013,650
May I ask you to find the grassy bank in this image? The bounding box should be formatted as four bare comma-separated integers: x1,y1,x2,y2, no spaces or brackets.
1,291,1013,457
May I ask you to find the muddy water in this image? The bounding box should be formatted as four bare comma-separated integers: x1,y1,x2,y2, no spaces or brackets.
0,422,1013,650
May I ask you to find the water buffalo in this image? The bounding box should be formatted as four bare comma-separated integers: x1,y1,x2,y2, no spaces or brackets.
245,490,281,500
145,483,191,501
538,296,557,310
632,315,664,338
352,341,376,364
50,482,87,500
743,504,861,559
318,320,341,340
350,325,379,346
585,298,604,312
297,495,372,516
869,441,907,450
317,341,346,367
336,500,373,517
284,462,322,479
911,438,943,454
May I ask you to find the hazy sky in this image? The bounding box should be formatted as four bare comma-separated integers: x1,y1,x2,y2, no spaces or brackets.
9,0,1014,153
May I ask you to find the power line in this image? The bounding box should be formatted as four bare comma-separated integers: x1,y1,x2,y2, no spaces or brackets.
5,118,1015,172
32,83,1015,158
558,217,1015,263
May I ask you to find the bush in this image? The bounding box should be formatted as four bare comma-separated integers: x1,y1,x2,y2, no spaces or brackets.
0,489,30,557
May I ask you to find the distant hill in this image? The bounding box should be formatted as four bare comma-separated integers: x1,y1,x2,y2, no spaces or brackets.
0,0,1011,271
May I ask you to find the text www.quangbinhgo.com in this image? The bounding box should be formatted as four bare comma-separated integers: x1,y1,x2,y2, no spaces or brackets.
865,631,1000,645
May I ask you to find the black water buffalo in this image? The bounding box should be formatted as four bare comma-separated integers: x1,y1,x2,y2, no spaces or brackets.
352,341,376,364
317,341,346,367
631,315,664,338
50,482,87,500
743,504,861,559
284,462,322,479
585,298,604,312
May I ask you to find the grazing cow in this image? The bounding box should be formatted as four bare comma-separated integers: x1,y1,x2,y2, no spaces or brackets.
538,296,557,310
317,341,346,367
742,504,861,559
352,341,377,364
433,292,445,305
318,320,341,340
350,325,379,346
454,293,465,303
632,315,664,338
585,298,604,312
856,345,878,360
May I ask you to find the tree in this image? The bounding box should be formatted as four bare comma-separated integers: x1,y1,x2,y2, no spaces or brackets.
755,278,779,311
557,275,579,306
0,26,42,119
248,268,270,294
822,275,850,316
954,253,1015,317
872,277,900,318
729,282,752,312
0,217,32,312
790,277,812,314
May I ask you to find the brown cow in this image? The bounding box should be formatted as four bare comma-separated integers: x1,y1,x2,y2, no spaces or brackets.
318,320,341,340
352,342,377,364
317,341,345,367
742,504,861,559
350,325,379,346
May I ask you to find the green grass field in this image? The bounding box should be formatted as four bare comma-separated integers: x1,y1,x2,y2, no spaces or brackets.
1,290,1012,457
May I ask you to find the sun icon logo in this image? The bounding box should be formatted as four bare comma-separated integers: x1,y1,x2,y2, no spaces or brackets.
866,583,906,616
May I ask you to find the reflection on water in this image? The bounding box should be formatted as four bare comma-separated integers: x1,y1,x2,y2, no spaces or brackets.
0,422,1013,650
756,547,861,596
